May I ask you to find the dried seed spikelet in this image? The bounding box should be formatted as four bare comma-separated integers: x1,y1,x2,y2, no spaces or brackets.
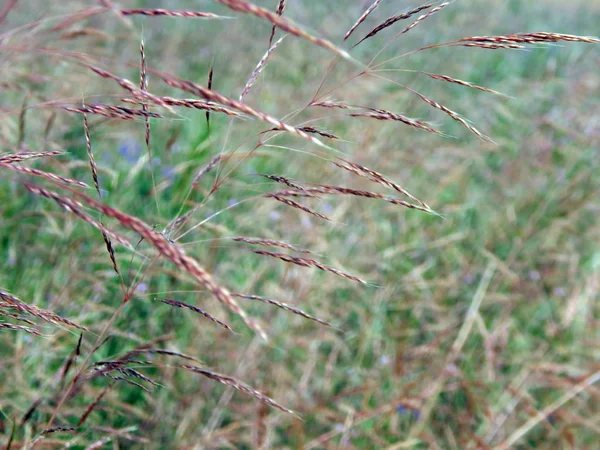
24,183,265,339
334,158,429,208
124,97,243,117
397,2,450,36
268,0,286,47
84,113,120,276
458,32,600,45
181,365,297,415
0,290,88,331
240,35,285,101
234,293,330,326
354,3,433,47
0,150,62,164
158,298,233,332
120,9,225,19
266,193,331,221
261,174,306,192
297,126,338,139
275,184,434,213
0,162,88,187
0,322,42,336
254,250,367,284
421,72,504,95
413,92,493,142
233,237,312,254
216,0,352,61
62,104,162,120
344,0,382,41
310,100,354,110
349,109,441,134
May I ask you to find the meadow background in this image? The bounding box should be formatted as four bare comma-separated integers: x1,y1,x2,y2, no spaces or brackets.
1,0,599,448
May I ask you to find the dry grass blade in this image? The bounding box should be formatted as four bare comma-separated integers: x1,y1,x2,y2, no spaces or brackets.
397,2,450,36
234,293,330,326
421,71,504,95
24,183,265,339
154,73,326,147
458,32,600,45
0,322,42,336
254,250,367,284
240,35,285,101
0,150,62,164
349,109,441,134
120,9,225,19
158,298,233,332
268,0,286,47
216,0,351,61
0,162,88,187
41,427,76,435
62,104,162,120
233,237,311,254
0,290,88,331
354,3,433,47
334,158,429,208
266,193,330,221
181,365,297,415
413,91,493,142
24,183,133,250
344,0,382,41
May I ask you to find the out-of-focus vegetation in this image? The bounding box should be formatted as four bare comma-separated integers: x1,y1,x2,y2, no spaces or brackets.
1,1,599,448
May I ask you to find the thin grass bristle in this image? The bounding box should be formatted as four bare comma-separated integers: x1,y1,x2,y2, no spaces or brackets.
265,193,331,222
334,158,429,208
234,293,330,326
180,365,297,415
253,250,367,284
233,237,312,254
158,298,233,332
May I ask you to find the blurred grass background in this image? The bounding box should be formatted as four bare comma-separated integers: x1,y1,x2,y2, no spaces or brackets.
1,0,599,448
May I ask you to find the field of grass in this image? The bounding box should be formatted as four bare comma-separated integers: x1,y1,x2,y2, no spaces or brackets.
1,1,599,448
